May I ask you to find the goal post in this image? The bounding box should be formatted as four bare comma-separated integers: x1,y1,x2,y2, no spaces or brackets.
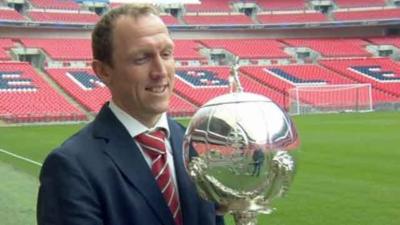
288,83,373,115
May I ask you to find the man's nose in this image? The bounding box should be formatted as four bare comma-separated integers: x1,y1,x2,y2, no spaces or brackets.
150,55,167,78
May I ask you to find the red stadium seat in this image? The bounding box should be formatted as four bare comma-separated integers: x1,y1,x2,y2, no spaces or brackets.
319,58,400,101
256,0,306,10
185,0,232,12
199,39,290,59
0,7,26,21
334,0,386,8
19,38,92,60
45,68,110,113
29,0,81,10
0,62,87,123
281,38,372,57
368,37,400,49
334,8,400,21
27,11,99,24
257,12,327,24
183,14,253,25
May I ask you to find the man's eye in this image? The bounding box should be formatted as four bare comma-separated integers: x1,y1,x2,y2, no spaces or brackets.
162,51,173,58
134,56,148,64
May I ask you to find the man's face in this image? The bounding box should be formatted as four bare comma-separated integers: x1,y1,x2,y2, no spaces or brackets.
103,14,175,127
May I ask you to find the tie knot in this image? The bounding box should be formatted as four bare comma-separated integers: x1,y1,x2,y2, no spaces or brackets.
136,129,166,157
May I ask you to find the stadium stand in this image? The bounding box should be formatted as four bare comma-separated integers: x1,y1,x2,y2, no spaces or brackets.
45,67,197,117
174,66,231,106
19,38,92,60
0,62,86,123
199,39,290,59
19,38,205,61
45,68,109,113
185,0,232,12
28,0,81,10
240,63,399,106
173,40,206,60
0,7,26,21
334,8,400,21
169,94,197,117
368,36,400,48
257,12,327,24
320,58,400,102
183,14,253,25
240,65,323,93
334,0,386,8
160,14,180,25
0,38,14,60
255,0,306,10
281,38,372,57
239,72,287,108
27,10,100,24
175,66,288,109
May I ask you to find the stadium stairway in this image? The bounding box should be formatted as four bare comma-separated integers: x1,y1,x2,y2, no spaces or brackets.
34,68,94,120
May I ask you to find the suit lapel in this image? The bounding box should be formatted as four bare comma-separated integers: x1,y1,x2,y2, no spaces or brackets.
168,119,199,225
93,104,175,225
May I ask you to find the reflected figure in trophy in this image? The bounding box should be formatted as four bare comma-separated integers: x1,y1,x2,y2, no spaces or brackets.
251,148,265,177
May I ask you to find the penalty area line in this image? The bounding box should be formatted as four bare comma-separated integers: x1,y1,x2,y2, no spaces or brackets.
0,148,42,167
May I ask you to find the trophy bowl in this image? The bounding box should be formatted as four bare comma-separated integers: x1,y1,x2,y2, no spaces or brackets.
183,92,299,225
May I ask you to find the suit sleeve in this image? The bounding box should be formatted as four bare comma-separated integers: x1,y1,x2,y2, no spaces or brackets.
37,150,103,225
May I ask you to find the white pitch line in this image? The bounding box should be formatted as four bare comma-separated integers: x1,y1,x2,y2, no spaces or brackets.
0,148,42,167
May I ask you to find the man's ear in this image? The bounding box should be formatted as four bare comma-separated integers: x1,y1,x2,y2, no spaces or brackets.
92,59,111,86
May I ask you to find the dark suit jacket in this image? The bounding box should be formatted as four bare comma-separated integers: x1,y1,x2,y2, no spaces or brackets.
37,104,224,225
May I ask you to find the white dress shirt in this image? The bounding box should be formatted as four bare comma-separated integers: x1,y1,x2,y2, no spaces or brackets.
108,101,179,191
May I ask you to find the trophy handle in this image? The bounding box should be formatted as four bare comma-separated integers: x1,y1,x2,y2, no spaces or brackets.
229,56,243,93
233,211,258,225
263,151,295,201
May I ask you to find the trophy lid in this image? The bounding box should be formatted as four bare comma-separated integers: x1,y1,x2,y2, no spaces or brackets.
187,91,299,151
203,92,272,107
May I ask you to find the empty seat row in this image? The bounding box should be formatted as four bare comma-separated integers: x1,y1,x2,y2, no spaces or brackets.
0,62,87,123
2,5,400,24
24,0,389,12
281,38,372,57
27,11,100,24
6,37,400,62
29,0,81,10
0,8,26,21
320,58,400,98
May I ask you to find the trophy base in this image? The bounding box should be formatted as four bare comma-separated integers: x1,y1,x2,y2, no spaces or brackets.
233,211,258,225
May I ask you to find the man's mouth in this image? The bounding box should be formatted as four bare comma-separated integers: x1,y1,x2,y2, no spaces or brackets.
146,84,168,93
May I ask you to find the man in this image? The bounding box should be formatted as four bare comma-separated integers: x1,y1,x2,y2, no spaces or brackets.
37,4,224,225
251,147,265,177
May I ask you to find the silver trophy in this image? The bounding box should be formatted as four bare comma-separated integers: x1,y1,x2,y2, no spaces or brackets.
183,58,299,225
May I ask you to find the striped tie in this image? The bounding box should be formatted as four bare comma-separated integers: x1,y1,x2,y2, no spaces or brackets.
135,130,183,225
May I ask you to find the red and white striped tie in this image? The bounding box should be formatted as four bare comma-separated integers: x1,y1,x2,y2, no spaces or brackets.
135,130,183,225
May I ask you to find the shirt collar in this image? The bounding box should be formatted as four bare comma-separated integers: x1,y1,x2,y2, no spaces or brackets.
108,100,170,138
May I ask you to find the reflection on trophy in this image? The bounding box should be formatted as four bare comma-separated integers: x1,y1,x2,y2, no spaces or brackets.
183,58,299,225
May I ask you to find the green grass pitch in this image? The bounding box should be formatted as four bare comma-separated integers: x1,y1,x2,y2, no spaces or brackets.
1,111,399,225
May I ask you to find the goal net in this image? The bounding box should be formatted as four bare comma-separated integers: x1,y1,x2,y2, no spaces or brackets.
288,83,373,115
